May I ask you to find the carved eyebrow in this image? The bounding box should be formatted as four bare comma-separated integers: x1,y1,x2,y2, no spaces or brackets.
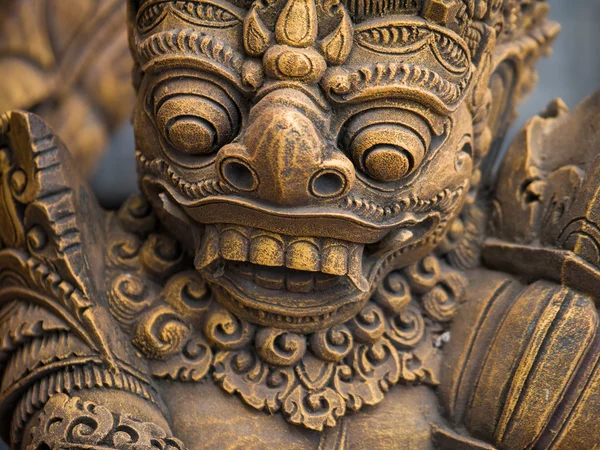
137,0,244,33
321,62,473,115
136,29,250,93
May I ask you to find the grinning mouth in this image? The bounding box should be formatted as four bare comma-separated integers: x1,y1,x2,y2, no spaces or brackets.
144,175,467,331
194,224,374,330
195,224,369,290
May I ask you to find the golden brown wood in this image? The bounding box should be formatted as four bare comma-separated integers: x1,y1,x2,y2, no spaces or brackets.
2,1,600,449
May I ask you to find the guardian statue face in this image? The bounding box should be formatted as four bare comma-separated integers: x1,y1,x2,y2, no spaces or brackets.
128,0,556,332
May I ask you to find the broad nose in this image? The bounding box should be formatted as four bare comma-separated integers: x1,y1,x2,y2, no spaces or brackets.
215,92,354,206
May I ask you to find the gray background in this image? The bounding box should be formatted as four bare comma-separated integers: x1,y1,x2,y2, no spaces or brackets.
1,1,599,448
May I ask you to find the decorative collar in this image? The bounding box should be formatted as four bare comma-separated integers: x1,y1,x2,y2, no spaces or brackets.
106,195,466,430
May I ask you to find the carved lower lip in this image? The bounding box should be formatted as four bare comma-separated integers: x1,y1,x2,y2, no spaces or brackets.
210,283,365,329
208,272,368,331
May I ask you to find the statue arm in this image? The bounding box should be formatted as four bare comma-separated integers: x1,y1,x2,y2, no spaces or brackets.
438,91,600,449
0,111,185,448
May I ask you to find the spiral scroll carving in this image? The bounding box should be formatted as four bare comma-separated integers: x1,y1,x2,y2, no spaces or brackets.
386,304,425,349
373,270,412,314
108,273,152,327
405,255,442,293
204,304,255,350
255,328,307,366
310,324,353,362
134,306,191,360
421,272,466,323
347,303,386,343
140,233,184,278
162,270,212,317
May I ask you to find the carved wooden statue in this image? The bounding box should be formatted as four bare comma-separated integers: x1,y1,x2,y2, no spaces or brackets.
1,0,599,448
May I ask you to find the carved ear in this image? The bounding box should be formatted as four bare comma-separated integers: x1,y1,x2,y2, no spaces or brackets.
464,24,496,163
476,17,561,183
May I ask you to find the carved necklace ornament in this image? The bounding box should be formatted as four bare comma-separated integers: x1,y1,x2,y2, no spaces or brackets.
106,198,466,430
7,0,600,449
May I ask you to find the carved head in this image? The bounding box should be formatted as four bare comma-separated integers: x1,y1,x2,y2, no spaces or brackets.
127,0,558,332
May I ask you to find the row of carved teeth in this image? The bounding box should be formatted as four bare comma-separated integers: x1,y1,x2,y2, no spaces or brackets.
196,224,369,291
228,261,343,293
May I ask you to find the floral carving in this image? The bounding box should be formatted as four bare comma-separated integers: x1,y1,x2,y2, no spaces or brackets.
28,394,186,450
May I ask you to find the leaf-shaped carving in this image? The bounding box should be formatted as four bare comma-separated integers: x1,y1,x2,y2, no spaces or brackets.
275,0,317,47
214,349,296,412
283,385,346,430
0,249,117,369
320,8,353,65
243,6,272,56
333,338,401,411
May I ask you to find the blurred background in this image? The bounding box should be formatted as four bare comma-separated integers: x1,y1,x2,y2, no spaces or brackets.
88,0,600,209
0,1,599,449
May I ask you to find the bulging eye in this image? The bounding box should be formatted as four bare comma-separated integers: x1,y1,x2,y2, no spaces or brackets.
152,77,241,155
342,109,431,182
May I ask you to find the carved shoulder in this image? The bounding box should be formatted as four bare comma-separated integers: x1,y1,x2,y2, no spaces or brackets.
0,112,181,447
440,268,600,449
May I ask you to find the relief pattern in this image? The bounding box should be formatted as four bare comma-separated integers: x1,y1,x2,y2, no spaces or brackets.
3,0,600,449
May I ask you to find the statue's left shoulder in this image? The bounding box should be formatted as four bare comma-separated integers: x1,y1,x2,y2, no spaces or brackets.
439,267,600,450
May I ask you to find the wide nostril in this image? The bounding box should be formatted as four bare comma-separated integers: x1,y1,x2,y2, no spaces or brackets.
220,158,258,191
310,170,347,198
